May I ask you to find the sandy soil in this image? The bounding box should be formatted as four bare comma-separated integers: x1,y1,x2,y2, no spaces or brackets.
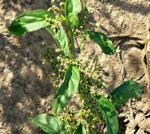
0,0,150,134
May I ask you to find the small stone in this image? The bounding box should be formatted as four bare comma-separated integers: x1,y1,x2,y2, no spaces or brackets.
40,99,46,105
0,122,3,128
16,103,23,109
136,129,145,134
135,113,145,124
142,103,150,113
139,118,150,129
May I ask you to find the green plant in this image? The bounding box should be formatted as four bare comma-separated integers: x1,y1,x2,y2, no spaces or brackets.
8,0,143,134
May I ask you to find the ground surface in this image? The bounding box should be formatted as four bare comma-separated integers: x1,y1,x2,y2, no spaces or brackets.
0,0,150,134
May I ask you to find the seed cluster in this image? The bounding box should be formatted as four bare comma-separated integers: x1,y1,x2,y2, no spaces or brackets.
41,43,108,132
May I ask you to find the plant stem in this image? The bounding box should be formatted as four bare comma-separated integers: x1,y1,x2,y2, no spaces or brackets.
65,0,75,59
82,0,86,9
68,26,75,59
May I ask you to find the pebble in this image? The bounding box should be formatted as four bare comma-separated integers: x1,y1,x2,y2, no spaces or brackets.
139,118,150,129
136,129,145,134
40,99,46,105
135,113,145,124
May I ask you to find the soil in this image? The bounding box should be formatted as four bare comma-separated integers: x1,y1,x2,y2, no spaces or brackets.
0,0,150,134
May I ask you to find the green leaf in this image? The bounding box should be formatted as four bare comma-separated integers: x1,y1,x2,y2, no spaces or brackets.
8,10,54,35
73,124,86,134
66,0,82,27
46,26,70,56
109,81,143,107
57,27,70,56
32,113,70,134
52,65,80,113
67,13,79,27
88,31,116,55
95,96,119,134
66,0,82,15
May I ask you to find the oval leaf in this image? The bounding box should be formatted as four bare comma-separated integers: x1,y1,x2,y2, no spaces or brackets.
46,26,70,56
66,0,82,27
109,80,143,107
32,113,70,134
66,0,82,15
73,124,86,134
67,13,79,27
52,65,80,113
88,31,116,55
57,27,70,56
95,96,119,134
8,10,54,35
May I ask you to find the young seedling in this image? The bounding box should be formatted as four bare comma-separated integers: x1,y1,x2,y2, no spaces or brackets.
8,0,143,134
